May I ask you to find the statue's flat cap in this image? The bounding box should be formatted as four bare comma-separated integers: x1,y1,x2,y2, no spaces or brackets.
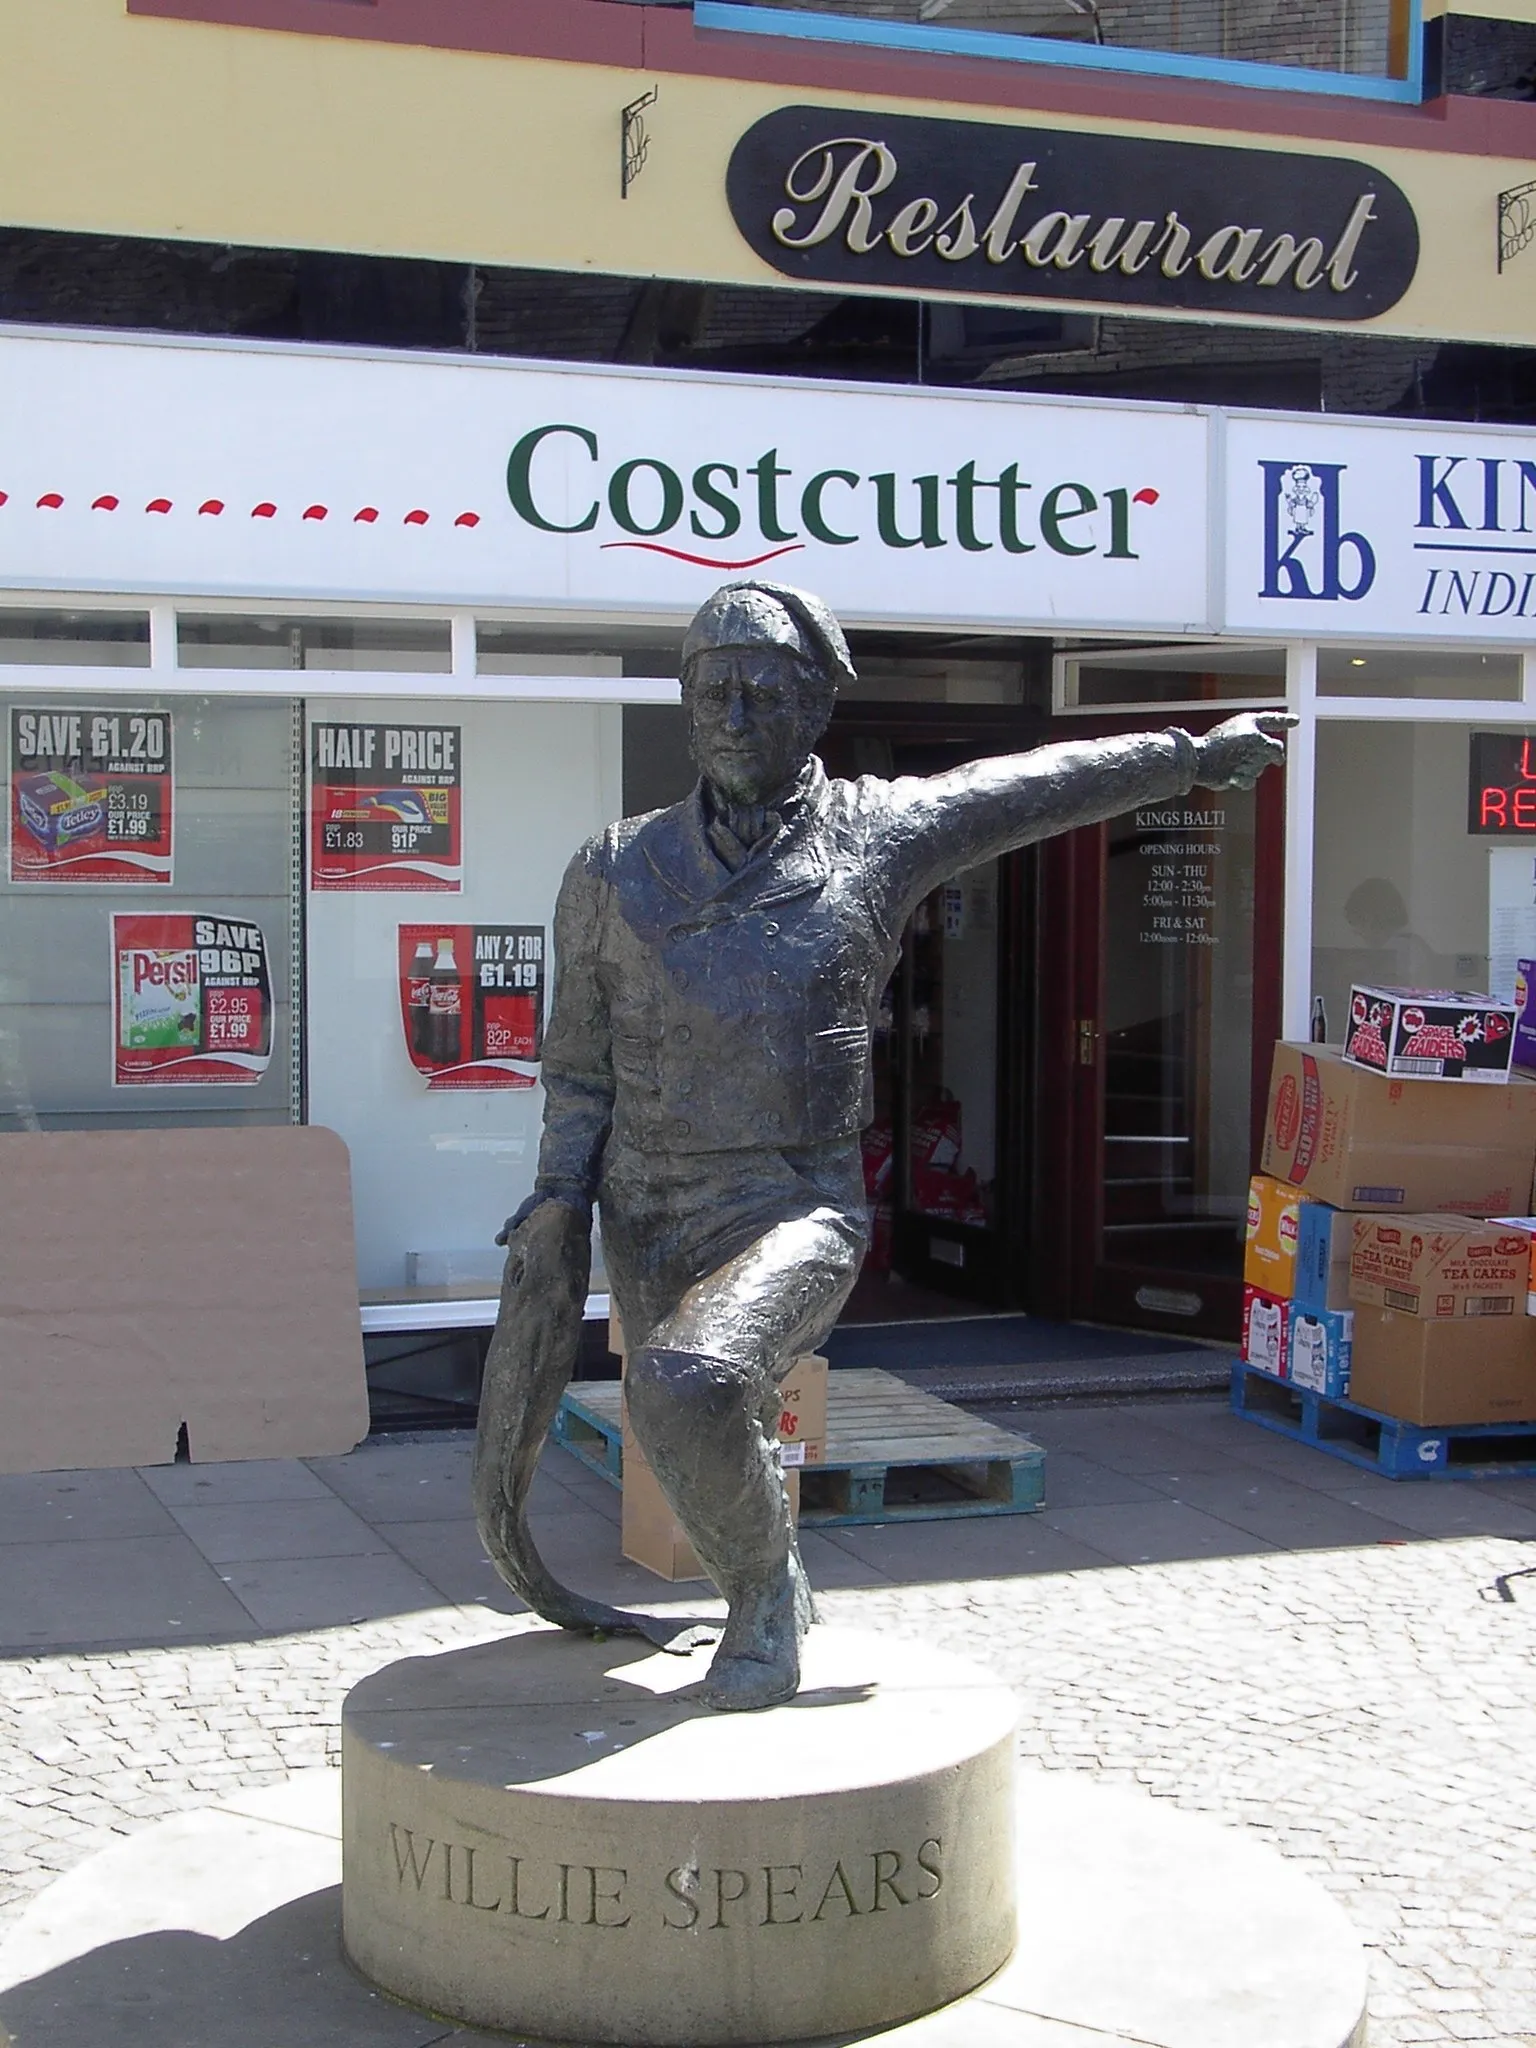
682,580,855,689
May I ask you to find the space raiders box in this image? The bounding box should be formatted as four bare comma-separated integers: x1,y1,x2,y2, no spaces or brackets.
1342,985,1516,1084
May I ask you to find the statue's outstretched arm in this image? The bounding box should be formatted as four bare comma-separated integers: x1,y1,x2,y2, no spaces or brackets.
870,713,1292,922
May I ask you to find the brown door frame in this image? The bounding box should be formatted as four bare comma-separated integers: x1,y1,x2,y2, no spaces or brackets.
1030,709,1286,1341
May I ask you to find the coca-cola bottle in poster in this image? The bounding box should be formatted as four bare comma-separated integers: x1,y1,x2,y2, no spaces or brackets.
396,923,545,1089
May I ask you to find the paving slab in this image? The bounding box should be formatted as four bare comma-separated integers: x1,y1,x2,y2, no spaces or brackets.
369,1517,529,1611
1143,1471,1422,1552
1038,1499,1279,1566
0,1470,178,1547
825,1514,1113,1583
163,1498,390,1565
0,1533,254,1647
139,1460,335,1509
213,1553,448,1633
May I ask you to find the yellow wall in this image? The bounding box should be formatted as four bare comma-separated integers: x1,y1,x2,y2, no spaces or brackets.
1,0,1534,345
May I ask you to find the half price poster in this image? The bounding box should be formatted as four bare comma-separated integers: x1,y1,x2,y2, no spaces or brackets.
399,923,544,1090
309,720,462,892
10,706,173,884
113,913,273,1087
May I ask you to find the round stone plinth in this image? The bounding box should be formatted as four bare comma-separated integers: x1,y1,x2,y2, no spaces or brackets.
340,1625,1018,2047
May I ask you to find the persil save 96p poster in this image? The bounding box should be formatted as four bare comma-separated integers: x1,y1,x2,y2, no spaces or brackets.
10,706,173,883
309,720,462,892
113,914,273,1086
399,923,544,1089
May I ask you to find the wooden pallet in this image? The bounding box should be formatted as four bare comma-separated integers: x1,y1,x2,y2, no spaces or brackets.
1231,1360,1536,1480
553,1368,1044,1525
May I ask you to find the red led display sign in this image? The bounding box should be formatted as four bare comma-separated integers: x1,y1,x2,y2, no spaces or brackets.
1469,733,1536,835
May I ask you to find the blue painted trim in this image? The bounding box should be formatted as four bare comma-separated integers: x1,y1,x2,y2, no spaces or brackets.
694,1,1424,105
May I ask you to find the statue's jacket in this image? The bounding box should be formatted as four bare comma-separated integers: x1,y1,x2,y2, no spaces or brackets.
535,729,1201,1203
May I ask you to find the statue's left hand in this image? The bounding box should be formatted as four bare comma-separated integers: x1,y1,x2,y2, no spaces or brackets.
1191,711,1297,791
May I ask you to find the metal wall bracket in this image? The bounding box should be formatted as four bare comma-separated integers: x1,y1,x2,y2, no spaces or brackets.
1498,179,1536,273
621,85,659,199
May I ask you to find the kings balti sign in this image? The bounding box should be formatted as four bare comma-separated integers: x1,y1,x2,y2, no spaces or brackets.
728,107,1419,325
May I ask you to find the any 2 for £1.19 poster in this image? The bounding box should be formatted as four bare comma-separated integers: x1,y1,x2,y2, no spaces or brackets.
10,706,174,884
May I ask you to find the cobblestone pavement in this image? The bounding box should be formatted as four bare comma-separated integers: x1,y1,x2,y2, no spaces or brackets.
4,1398,1536,2045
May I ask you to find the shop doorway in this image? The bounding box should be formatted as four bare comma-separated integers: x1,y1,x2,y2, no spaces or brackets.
1032,716,1286,1342
822,716,1040,1316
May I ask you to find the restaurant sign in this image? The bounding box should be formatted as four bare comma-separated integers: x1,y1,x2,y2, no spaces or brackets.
727,106,1419,325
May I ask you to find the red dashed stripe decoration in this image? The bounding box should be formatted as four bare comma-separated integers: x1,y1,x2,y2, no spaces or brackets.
0,495,485,526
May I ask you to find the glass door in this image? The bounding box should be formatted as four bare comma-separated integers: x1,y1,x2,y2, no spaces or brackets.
1041,739,1284,1340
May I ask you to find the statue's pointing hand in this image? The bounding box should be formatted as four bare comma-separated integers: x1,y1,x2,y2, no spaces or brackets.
1192,711,1298,791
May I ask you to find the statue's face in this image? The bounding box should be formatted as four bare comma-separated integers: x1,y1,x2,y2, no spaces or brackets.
686,646,814,805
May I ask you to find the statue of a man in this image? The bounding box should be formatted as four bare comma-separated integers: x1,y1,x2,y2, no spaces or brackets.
474,579,1290,1710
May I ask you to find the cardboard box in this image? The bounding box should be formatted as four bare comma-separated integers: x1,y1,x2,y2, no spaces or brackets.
775,1353,828,1467
1242,1285,1288,1378
1244,1174,1350,1310
1349,1306,1536,1425
1489,1216,1536,1313
1244,1175,1301,1298
622,1442,800,1582
1295,1201,1352,1313
1342,984,1516,1084
1350,1214,1529,1319
1260,1042,1536,1213
1287,1307,1353,1399
619,1350,828,1464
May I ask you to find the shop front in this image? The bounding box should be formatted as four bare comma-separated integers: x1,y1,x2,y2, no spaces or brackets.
2,322,1532,1399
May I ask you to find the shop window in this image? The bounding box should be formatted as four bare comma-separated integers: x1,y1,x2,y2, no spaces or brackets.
0,609,150,666
1316,648,1521,700
0,692,300,1133
304,695,623,1304
476,621,674,678
1056,643,1285,711
839,657,1027,704
1312,721,1499,1046
178,615,451,672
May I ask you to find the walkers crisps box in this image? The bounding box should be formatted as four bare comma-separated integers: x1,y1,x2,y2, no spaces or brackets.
1350,1215,1530,1318
1350,1307,1536,1425
1260,1044,1536,1213
621,1437,801,1583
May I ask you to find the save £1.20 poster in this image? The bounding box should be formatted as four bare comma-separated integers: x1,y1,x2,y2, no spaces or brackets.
10,706,174,884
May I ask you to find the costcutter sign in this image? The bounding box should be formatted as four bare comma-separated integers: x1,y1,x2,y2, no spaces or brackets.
1226,415,1536,642
728,107,1419,325
0,332,1206,635
1,332,1536,645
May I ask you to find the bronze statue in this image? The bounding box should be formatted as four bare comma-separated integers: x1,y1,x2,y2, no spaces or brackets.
474,579,1290,1710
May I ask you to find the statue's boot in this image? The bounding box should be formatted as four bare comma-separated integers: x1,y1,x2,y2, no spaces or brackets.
473,1208,714,1655
626,1344,814,1711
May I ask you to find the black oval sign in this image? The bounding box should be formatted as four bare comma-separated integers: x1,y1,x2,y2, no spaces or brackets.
727,105,1419,323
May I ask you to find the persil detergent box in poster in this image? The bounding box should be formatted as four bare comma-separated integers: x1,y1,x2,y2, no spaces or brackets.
10,707,173,883
113,914,272,1086
399,924,544,1090
309,721,461,892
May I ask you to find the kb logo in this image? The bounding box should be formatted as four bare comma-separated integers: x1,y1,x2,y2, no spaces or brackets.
1259,460,1376,602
